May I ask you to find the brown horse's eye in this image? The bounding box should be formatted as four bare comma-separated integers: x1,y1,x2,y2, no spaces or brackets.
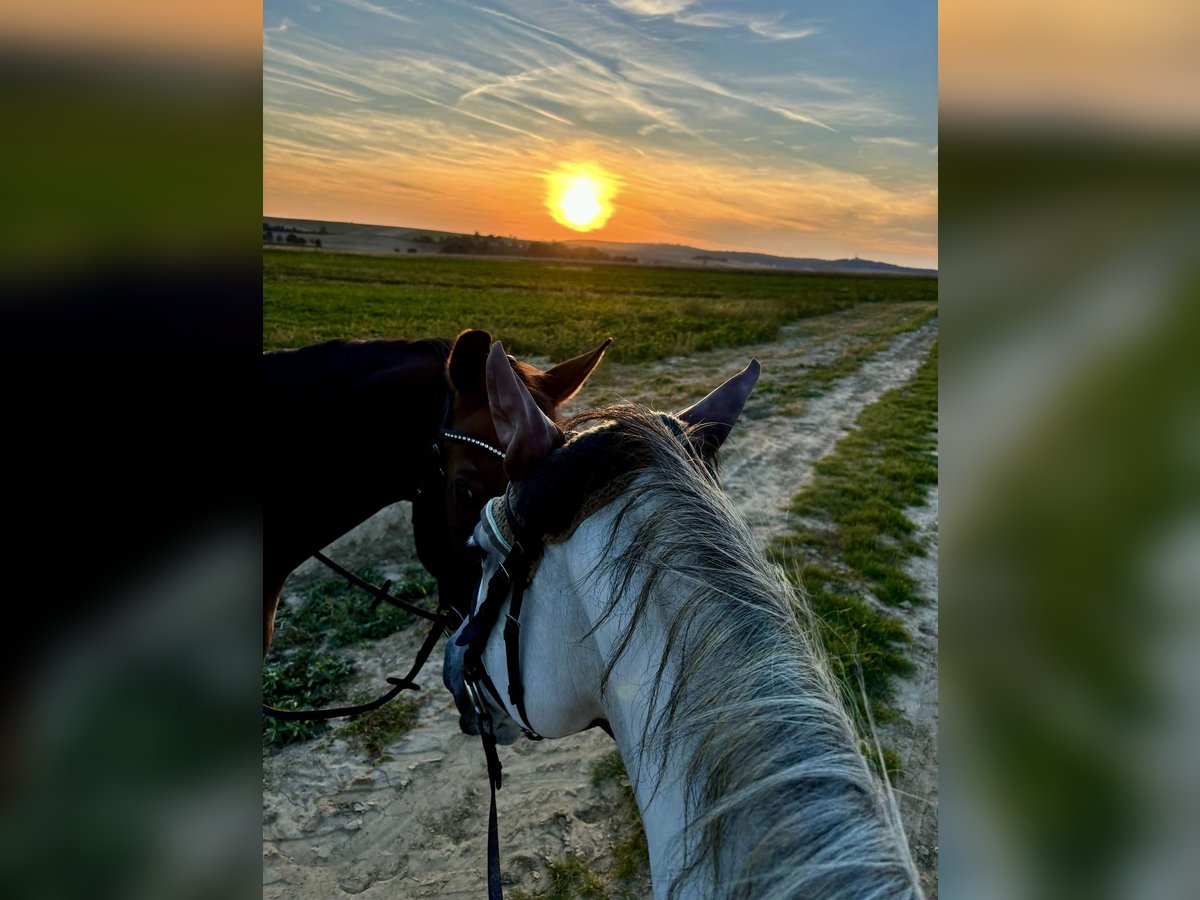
454,478,482,509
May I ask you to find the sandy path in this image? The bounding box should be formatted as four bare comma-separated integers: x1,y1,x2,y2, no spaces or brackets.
265,303,939,897
887,481,940,899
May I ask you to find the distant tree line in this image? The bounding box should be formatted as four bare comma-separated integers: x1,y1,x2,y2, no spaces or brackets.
428,231,636,262
263,222,327,235
263,222,323,248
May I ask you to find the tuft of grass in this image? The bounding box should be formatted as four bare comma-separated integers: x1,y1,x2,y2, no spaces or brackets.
771,342,938,735
514,753,651,898
775,561,915,723
610,825,650,887
339,694,420,759
589,751,650,890
509,856,608,900
543,857,608,899
589,750,627,786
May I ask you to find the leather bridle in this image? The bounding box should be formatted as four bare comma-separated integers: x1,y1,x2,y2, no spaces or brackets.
457,487,545,741
450,486,543,900
262,391,507,721
453,482,618,900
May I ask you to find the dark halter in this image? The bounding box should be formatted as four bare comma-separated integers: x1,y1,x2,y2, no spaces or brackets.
458,486,544,740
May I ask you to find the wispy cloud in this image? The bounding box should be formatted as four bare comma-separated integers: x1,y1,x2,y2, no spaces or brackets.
852,136,923,148
621,58,838,131
459,65,564,103
478,93,577,127
607,0,696,15
264,64,365,102
675,11,817,41
463,5,709,139
332,0,411,25
748,22,817,40
391,84,550,142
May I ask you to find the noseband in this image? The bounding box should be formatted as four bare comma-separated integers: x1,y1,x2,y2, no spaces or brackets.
440,430,507,460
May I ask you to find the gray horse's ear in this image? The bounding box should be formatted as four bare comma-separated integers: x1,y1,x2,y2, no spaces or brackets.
676,359,760,453
487,341,564,481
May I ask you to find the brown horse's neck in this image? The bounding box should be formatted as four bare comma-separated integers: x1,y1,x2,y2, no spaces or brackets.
263,338,451,590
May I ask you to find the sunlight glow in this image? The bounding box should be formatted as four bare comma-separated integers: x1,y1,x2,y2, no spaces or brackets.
545,163,618,232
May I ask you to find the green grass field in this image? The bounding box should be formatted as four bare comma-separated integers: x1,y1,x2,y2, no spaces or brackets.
772,342,938,733
264,249,937,363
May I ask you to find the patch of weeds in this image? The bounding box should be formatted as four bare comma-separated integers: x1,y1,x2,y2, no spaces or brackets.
861,743,903,782
514,753,651,897
271,567,436,652
590,750,627,785
781,343,938,609
778,560,914,719
264,566,435,750
771,343,938,745
262,647,355,748
509,856,607,900
590,751,650,892
339,694,420,759
543,857,608,899
610,824,650,886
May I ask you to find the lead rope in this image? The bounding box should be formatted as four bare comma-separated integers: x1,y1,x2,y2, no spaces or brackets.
483,725,504,900
460,539,522,899
461,560,539,897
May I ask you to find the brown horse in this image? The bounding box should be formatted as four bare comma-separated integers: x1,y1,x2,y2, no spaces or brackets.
263,329,610,655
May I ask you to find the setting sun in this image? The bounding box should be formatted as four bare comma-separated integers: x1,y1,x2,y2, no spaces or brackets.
545,164,617,232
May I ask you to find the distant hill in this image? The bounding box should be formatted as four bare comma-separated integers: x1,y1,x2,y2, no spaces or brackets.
263,217,936,276
561,240,936,276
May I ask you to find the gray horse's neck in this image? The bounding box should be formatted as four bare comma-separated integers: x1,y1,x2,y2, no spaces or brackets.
564,503,718,899
553,492,919,899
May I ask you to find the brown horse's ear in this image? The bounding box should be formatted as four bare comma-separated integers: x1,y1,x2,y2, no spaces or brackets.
676,359,760,454
487,341,563,481
448,329,492,397
540,337,613,406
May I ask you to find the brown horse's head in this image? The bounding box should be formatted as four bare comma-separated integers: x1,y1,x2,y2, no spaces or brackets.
412,329,611,620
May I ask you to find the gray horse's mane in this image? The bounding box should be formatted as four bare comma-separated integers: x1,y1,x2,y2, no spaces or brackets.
560,405,921,900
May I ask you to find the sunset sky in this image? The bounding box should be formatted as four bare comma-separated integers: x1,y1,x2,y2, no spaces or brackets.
264,0,937,268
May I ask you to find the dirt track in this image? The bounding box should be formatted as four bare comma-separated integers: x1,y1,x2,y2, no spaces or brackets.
264,304,939,897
